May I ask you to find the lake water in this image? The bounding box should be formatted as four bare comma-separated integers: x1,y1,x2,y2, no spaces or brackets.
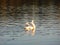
0,5,60,45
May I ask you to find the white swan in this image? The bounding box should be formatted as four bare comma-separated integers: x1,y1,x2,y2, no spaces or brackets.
24,20,36,32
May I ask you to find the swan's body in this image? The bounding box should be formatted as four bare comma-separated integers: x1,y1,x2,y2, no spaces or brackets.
24,20,36,32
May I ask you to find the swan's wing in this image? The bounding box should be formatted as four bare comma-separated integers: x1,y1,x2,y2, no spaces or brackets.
25,22,30,25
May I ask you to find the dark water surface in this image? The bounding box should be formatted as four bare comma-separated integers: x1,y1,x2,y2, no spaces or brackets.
0,5,60,45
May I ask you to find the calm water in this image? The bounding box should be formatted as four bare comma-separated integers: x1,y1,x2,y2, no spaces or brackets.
0,5,60,45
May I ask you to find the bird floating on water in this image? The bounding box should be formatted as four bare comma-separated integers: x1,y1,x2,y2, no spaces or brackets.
24,20,36,33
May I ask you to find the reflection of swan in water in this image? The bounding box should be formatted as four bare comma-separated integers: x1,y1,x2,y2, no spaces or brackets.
24,20,36,33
